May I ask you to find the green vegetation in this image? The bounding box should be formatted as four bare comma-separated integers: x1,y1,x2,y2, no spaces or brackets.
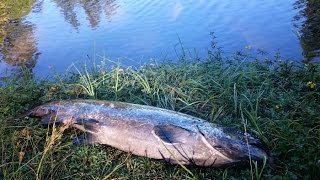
0,49,319,179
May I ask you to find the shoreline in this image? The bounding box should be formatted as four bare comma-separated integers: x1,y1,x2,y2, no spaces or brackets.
0,55,319,179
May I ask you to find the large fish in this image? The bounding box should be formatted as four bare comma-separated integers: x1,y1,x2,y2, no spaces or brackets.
28,99,268,167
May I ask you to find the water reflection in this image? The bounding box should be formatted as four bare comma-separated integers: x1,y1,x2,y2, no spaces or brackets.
171,1,183,21
0,0,39,77
1,22,38,69
53,0,80,29
293,0,320,62
1,0,318,78
52,0,118,29
1,0,120,77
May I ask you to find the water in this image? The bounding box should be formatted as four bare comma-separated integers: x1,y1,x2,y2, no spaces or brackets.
0,0,317,77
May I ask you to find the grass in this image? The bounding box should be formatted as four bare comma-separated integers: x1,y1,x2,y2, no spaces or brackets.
0,49,319,179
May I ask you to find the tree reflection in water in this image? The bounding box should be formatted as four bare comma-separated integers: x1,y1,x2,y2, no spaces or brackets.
53,0,118,29
0,0,39,77
53,0,80,29
293,0,320,62
0,0,119,77
1,22,38,69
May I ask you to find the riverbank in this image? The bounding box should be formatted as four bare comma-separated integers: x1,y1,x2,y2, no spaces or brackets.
0,53,319,179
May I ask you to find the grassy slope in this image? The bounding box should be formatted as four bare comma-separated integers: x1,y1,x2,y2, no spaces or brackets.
0,52,319,179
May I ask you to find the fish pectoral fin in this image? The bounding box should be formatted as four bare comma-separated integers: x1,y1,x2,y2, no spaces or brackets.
75,118,100,125
74,118,108,134
72,123,98,134
75,118,111,126
153,125,192,144
40,115,52,124
40,114,62,124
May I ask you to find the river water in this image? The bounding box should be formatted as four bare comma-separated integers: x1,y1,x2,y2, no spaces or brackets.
0,0,318,77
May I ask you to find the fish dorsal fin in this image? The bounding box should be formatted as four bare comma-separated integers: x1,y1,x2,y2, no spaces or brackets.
153,125,192,144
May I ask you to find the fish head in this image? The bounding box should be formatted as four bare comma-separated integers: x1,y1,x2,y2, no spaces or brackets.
222,130,269,164
28,103,70,124
198,125,269,165
29,105,56,117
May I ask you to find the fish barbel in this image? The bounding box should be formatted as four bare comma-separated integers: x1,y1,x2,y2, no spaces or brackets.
28,99,268,167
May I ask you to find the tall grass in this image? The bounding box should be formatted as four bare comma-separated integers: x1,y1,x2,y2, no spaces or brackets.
0,51,319,179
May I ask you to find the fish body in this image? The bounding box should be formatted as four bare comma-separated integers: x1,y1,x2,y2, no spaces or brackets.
29,100,267,167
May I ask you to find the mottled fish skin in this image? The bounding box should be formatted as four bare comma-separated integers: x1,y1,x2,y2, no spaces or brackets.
28,99,268,167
